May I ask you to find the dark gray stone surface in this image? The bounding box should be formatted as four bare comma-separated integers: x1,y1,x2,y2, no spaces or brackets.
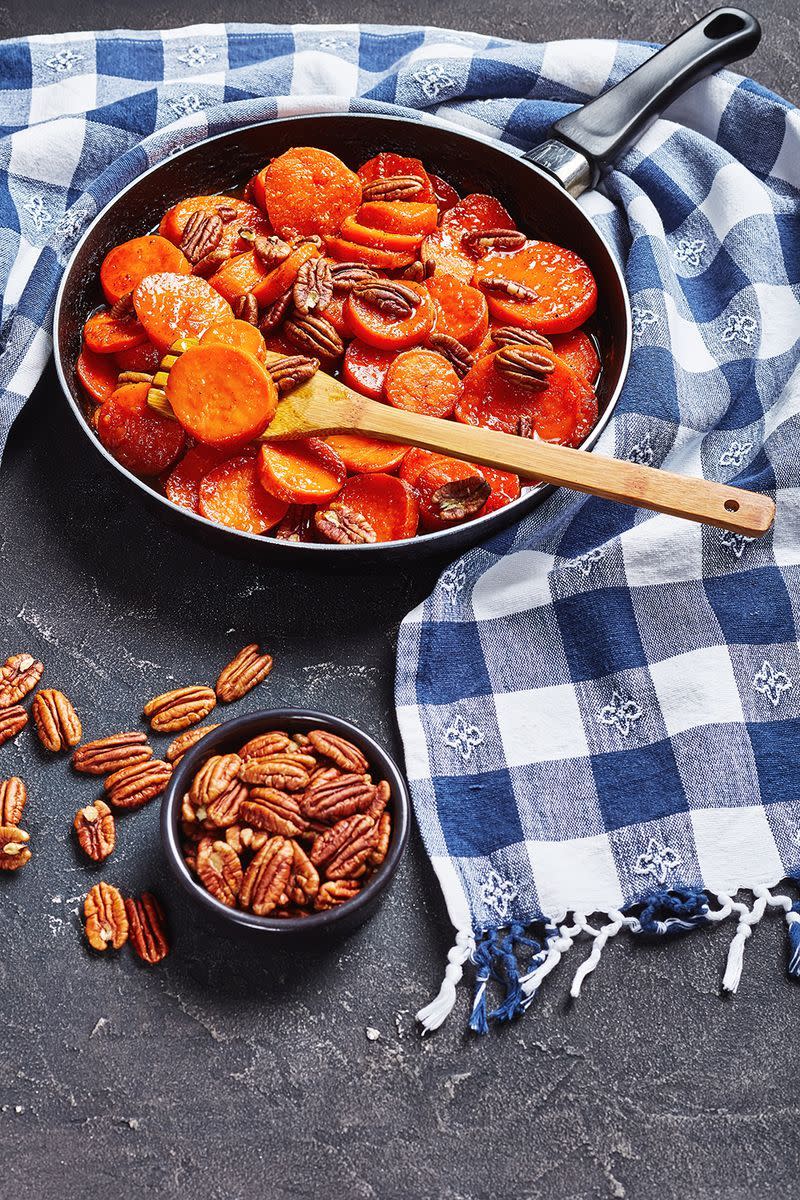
1,5,799,1198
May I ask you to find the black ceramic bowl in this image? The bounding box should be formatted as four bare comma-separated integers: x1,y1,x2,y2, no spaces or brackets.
160,708,410,939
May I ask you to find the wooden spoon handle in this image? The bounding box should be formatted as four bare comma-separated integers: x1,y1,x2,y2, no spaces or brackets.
351,399,775,536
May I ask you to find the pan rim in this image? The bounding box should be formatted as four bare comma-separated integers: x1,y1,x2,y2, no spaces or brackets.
52,111,631,555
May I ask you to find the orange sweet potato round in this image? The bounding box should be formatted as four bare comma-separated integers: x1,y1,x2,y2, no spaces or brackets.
132,274,234,352
262,147,362,240
165,343,277,449
100,235,190,305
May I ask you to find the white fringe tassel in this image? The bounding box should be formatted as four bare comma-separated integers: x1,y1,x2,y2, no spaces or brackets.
416,928,475,1033
570,911,626,999
519,922,580,999
720,892,768,994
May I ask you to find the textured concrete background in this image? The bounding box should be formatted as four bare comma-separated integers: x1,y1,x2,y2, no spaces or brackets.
1,4,799,1198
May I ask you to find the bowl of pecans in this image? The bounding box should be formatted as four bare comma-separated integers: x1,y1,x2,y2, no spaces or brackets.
160,709,410,937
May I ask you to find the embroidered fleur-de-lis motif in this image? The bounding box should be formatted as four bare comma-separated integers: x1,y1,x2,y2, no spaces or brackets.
170,93,203,118
633,837,682,885
413,62,457,100
480,869,517,919
319,35,347,50
630,306,659,339
177,45,218,68
597,689,643,737
444,714,484,761
721,313,757,345
674,237,706,268
44,48,84,72
440,560,466,600
719,440,753,469
628,431,654,466
23,195,52,232
719,529,755,559
568,547,605,576
752,660,792,707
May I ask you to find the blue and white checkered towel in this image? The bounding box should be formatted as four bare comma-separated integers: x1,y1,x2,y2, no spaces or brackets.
1,24,798,1030
393,39,800,1030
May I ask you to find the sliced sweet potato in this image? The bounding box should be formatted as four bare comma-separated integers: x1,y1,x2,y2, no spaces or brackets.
158,195,269,245
114,341,162,374
345,282,434,350
76,348,121,404
325,236,416,270
132,273,234,352
454,350,593,444
83,310,148,355
165,343,277,449
357,153,435,204
201,318,267,363
414,457,490,531
341,340,397,399
97,382,186,476
262,147,362,240
198,452,288,533
472,243,598,334
356,201,438,236
250,243,320,307
257,439,346,505
429,174,460,215
164,444,226,512
550,329,601,386
422,194,518,282
100,235,190,305
324,435,409,474
207,251,267,305
328,473,419,542
398,447,448,488
384,349,461,419
426,273,488,349
339,216,422,255
479,465,522,514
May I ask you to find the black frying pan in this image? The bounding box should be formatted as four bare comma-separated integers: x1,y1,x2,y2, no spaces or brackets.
53,8,761,566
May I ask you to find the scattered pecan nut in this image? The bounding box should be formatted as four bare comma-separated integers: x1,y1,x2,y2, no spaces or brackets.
238,730,295,761
165,723,219,765
74,801,116,862
314,504,377,545
307,729,368,773
329,261,379,292
192,246,232,277
494,345,555,389
180,210,223,263
310,814,378,880
432,476,492,520
72,731,152,775
0,777,26,826
216,644,274,702
367,779,392,822
361,175,425,202
516,413,534,438
293,256,334,314
284,312,344,360
368,811,391,868
463,227,526,255
314,879,361,910
0,652,44,708
31,688,82,752
259,289,293,334
240,835,294,916
284,839,319,906
117,369,154,385
302,773,375,823
266,355,320,396
399,259,434,283
253,234,292,270
125,893,169,964
239,755,310,791
233,292,259,324
196,837,243,907
240,788,307,837
479,274,539,302
84,882,128,951
0,824,30,871
427,333,474,378
491,325,553,351
352,280,420,320
109,291,134,320
272,504,317,543
0,706,27,747
144,685,217,733
190,753,246,827
105,758,172,811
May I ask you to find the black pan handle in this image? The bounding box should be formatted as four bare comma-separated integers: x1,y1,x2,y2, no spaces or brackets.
525,8,761,192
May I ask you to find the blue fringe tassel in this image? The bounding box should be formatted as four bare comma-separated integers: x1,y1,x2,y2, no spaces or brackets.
637,887,709,937
469,923,546,1031
787,902,800,979
488,922,543,1023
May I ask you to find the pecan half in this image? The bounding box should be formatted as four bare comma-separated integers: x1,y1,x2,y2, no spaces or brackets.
190,754,246,827
329,261,379,292
239,755,310,791
180,210,223,264
232,292,259,324
427,333,474,378
196,837,243,906
74,801,115,862
0,652,43,708
361,175,425,202
368,811,391,868
399,259,434,283
516,413,534,438
125,893,169,964
494,345,555,389
253,234,292,270
284,840,319,907
307,729,368,773
0,777,26,826
84,882,128,951
0,706,27,746
352,280,420,320
463,227,526,255
266,355,320,396
258,289,293,334
310,813,378,879
272,504,316,542
296,234,324,251
72,732,152,775
491,325,553,351
240,788,306,837
108,291,135,320
238,731,295,760
105,758,172,811
302,773,375,823
0,825,30,871
31,688,82,752
432,476,491,520
314,505,377,545
367,779,392,821
284,312,344,360
480,275,539,302
240,835,294,916
165,723,219,765
215,644,274,702
293,256,333,315
117,369,154,385
144,686,217,733
314,879,361,910
192,246,232,277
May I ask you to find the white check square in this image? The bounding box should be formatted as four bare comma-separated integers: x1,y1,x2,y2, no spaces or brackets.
495,685,588,767
527,835,622,919
649,645,744,737
691,805,784,892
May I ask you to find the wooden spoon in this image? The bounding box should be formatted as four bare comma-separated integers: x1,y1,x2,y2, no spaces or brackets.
149,354,775,536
